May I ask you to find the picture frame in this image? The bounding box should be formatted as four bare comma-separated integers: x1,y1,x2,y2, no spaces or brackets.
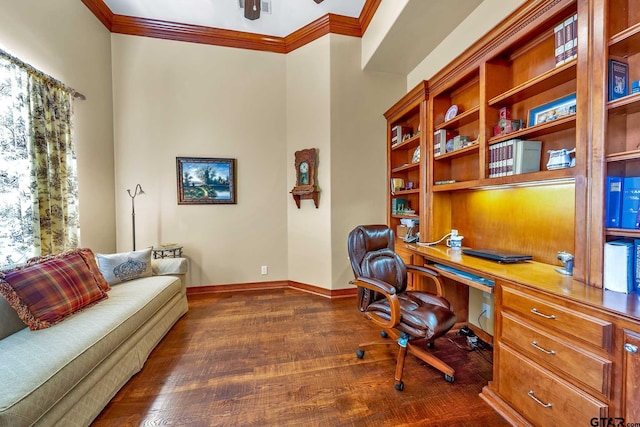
528,93,577,127
176,157,236,205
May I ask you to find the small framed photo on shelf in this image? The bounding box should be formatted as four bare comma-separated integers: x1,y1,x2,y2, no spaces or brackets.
528,93,576,127
608,59,629,101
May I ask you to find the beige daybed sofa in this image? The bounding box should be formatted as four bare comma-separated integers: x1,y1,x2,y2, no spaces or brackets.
0,253,188,427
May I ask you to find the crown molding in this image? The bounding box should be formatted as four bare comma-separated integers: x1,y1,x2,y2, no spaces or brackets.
81,0,380,53
111,15,287,53
81,0,114,30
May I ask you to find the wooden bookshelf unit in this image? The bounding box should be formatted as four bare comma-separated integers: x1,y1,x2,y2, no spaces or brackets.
383,0,640,424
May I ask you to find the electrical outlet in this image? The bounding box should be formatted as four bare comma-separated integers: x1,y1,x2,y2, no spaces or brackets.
482,302,491,318
450,229,458,237
261,265,268,275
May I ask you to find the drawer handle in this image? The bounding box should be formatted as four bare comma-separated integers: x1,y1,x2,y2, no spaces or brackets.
528,390,552,408
625,343,638,354
531,308,556,319
531,341,556,355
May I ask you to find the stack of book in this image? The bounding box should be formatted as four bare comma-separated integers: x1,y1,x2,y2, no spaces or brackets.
488,139,541,178
391,198,406,215
606,176,640,229
433,129,457,157
554,13,577,67
391,126,412,146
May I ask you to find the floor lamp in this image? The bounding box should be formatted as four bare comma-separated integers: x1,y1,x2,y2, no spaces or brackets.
127,184,145,250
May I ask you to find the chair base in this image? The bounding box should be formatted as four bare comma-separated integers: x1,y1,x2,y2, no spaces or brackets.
357,328,455,390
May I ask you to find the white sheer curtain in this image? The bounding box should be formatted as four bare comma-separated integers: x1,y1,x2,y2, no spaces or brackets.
0,57,34,267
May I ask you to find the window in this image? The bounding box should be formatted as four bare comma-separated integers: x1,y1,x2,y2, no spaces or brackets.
0,53,80,268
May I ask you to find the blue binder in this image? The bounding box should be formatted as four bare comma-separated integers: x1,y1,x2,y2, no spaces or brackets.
621,177,640,229
606,176,623,228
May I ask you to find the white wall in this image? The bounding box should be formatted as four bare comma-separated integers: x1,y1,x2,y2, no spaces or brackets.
0,0,116,253
111,35,288,287
329,34,405,289
286,36,333,288
407,0,528,86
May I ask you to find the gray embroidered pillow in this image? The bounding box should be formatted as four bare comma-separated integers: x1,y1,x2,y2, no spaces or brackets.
96,248,153,285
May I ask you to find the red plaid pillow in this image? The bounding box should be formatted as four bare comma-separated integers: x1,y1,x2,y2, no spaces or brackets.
26,248,111,292
0,252,108,330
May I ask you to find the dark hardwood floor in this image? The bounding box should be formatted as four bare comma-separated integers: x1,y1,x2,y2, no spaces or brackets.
92,289,509,426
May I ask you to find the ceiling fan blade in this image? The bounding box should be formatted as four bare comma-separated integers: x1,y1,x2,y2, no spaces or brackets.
245,0,261,20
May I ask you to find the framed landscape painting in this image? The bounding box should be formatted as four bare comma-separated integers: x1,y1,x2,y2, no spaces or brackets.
176,157,237,205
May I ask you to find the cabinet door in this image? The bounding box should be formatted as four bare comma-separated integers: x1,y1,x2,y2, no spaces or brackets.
623,329,640,422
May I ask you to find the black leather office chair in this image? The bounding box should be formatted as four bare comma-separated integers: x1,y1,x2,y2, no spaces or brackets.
348,224,457,390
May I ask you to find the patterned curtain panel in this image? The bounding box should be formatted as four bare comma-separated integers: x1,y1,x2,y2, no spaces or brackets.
0,58,34,267
27,76,80,256
0,55,80,267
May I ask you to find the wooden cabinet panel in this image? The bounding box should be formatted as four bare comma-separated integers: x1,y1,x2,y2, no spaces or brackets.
622,329,640,422
498,344,608,426
502,287,613,351
502,311,612,395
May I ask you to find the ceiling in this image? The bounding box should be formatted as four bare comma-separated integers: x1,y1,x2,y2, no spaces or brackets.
102,0,367,38
97,0,484,76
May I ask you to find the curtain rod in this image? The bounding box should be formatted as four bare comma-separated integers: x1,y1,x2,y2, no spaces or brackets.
0,48,86,100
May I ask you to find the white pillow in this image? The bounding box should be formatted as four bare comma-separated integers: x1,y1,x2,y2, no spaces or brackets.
96,248,153,285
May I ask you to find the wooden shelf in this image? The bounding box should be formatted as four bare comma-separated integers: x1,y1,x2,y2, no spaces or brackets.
434,106,480,131
608,93,640,115
391,162,420,173
392,188,420,196
605,228,640,238
391,133,420,151
488,114,576,144
433,142,479,161
432,170,574,192
609,22,640,57
606,150,640,162
488,61,577,107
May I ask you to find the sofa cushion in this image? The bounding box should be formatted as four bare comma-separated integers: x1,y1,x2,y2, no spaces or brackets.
96,248,153,285
0,275,182,426
0,252,108,330
26,248,111,292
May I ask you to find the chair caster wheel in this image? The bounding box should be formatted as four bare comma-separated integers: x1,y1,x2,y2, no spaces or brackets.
380,331,388,338
356,349,365,359
444,374,455,383
394,381,405,391
427,342,435,349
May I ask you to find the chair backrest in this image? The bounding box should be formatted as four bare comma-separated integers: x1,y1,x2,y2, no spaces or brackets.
348,225,408,310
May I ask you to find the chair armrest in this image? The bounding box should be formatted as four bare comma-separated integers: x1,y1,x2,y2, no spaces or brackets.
351,277,401,329
406,264,445,297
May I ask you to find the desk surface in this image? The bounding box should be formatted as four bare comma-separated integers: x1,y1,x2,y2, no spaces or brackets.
404,243,640,322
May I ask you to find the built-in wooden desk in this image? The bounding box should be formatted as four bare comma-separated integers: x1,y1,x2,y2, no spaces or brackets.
403,243,640,426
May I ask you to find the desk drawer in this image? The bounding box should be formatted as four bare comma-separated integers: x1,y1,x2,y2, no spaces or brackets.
502,287,612,351
501,312,612,395
497,345,607,427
